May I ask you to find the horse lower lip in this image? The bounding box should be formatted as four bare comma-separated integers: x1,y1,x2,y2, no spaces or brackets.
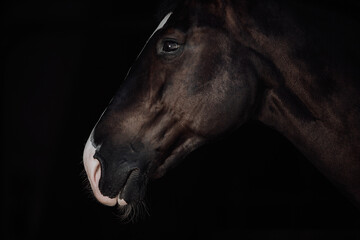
117,196,127,206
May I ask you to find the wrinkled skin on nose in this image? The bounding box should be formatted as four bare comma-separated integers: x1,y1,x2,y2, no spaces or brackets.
83,1,258,208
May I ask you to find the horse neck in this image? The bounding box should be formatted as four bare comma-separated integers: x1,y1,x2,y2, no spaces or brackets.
230,0,360,206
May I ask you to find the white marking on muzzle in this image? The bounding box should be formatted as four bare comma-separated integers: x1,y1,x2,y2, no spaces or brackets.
83,12,173,207
83,132,127,207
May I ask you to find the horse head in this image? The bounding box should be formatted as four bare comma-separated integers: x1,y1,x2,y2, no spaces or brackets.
83,0,259,210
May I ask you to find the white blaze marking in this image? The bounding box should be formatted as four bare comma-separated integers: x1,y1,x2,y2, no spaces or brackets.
135,12,173,59
155,12,173,33
83,12,173,207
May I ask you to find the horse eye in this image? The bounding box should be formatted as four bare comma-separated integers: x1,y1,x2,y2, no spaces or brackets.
162,40,180,53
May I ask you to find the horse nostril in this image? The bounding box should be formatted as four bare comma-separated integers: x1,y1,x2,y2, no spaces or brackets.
93,151,103,184
93,159,101,190
83,136,118,206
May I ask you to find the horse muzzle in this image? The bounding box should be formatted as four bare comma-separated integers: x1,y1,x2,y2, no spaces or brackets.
83,136,146,207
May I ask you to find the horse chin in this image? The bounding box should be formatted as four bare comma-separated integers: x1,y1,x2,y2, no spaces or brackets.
115,194,149,222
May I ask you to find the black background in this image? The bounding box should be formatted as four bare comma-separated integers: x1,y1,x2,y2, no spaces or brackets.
2,1,360,239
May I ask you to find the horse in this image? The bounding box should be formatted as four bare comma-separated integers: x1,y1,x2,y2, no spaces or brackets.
83,0,360,219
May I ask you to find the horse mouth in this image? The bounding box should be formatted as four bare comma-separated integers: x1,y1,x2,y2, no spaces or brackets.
117,168,141,206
